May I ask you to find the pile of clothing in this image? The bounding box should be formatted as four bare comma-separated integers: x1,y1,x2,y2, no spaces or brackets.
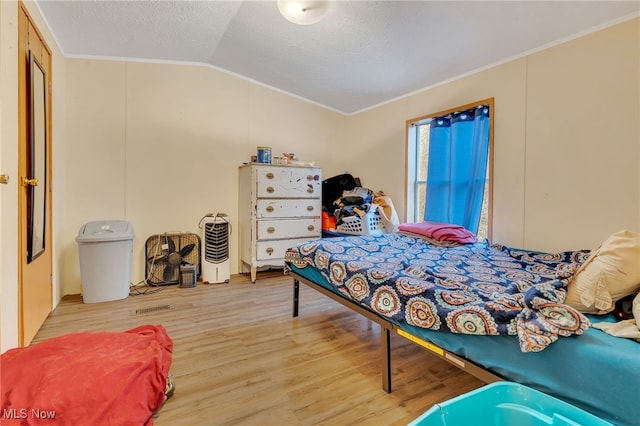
321,173,399,233
332,187,376,227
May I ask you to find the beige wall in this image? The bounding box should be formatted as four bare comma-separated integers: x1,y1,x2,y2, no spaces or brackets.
524,20,639,250
61,59,346,294
0,0,66,351
340,18,639,252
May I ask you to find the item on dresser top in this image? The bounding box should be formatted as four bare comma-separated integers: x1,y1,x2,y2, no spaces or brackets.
287,160,316,167
239,164,322,283
256,146,272,164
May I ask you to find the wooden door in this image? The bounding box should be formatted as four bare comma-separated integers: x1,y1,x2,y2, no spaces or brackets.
18,3,53,346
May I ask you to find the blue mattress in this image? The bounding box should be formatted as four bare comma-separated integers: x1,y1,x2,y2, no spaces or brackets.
289,263,640,426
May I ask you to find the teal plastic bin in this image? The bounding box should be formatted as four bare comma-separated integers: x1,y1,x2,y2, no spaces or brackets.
409,382,612,426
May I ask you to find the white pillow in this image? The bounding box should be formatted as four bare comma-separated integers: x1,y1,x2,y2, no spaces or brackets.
565,230,640,314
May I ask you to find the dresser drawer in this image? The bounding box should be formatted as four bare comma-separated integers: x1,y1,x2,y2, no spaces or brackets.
256,166,321,198
256,237,318,261
256,199,321,219
257,218,321,240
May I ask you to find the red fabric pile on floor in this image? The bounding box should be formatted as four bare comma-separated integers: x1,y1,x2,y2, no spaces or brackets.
1,324,173,425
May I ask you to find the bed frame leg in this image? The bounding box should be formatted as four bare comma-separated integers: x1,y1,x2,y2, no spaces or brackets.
382,327,391,393
293,279,300,317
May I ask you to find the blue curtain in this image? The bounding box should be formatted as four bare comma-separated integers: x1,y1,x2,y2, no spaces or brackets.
424,106,490,234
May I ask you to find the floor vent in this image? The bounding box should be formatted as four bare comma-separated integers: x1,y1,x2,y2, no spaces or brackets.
132,304,174,316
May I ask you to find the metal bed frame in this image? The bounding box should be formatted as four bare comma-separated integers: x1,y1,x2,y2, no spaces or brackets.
291,270,501,393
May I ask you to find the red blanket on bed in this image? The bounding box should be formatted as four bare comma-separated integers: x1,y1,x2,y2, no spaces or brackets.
398,221,477,244
1,324,173,425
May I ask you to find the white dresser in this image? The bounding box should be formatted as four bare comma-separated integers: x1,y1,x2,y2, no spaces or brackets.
239,164,322,283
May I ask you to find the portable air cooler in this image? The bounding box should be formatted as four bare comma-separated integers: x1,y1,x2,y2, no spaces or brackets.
201,214,231,284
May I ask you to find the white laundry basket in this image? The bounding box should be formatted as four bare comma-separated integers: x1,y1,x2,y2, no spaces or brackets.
76,220,135,303
336,209,385,236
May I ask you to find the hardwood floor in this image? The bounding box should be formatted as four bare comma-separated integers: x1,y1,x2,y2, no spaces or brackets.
33,271,483,425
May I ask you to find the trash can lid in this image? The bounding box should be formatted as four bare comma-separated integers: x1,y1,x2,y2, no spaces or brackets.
76,220,135,243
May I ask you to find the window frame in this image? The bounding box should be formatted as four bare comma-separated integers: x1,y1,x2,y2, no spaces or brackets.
405,98,495,241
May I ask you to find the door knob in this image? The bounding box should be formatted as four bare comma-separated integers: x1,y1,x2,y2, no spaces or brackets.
23,177,39,187
0,174,9,185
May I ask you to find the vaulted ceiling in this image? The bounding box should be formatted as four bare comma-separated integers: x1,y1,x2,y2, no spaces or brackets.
36,0,639,114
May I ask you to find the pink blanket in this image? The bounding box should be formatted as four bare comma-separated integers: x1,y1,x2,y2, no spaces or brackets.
398,221,476,244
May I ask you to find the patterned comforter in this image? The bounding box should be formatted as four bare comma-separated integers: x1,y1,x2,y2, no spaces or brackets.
284,233,591,352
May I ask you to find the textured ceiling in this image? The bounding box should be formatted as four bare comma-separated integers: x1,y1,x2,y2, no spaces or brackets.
36,0,640,115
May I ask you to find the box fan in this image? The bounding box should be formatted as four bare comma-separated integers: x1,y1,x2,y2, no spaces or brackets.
145,232,201,286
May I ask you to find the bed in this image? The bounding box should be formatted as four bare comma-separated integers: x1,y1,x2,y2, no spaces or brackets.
284,233,640,426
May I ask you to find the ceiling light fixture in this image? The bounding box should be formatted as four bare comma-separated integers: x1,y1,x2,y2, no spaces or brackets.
277,0,330,25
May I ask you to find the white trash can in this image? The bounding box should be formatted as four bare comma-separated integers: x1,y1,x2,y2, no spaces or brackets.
76,220,135,303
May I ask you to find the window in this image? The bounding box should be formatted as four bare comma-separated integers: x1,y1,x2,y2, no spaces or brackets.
406,99,493,241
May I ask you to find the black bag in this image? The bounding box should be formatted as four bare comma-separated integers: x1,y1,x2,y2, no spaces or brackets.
322,173,359,211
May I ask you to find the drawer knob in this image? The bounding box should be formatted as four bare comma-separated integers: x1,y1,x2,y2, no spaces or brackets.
306,205,314,211
266,173,274,179
266,247,274,255
307,187,314,194
267,226,275,233
266,186,275,193
307,225,315,231
266,206,274,213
